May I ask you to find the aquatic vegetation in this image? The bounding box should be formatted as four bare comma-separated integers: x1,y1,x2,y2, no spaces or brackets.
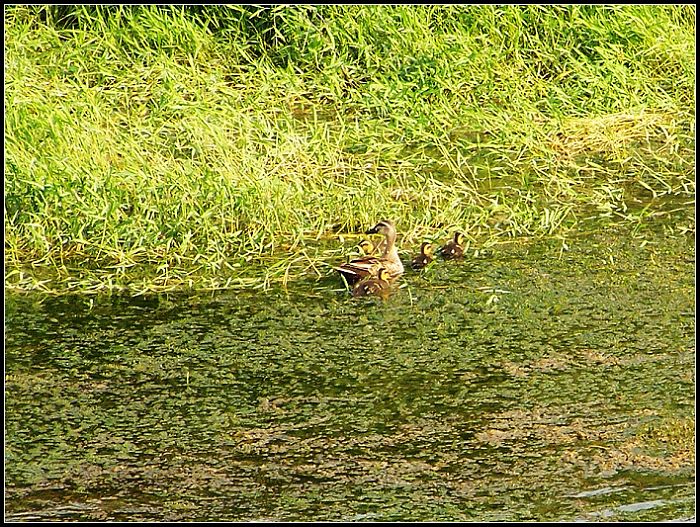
4,225,694,521
4,5,695,294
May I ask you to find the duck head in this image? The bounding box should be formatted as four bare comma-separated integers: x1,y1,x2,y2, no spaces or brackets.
366,220,397,239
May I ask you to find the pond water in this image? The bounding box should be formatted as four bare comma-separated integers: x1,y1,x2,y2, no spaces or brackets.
4,219,695,521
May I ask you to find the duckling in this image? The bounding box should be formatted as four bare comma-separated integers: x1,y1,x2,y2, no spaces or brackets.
357,239,376,256
411,242,434,270
352,267,392,297
440,231,465,260
336,220,404,285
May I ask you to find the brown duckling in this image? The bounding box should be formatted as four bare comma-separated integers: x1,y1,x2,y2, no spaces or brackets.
411,242,434,270
336,220,404,285
440,231,465,260
352,267,392,297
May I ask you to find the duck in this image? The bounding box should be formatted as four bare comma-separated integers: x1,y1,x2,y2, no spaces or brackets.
440,231,465,260
411,242,434,270
336,219,405,285
352,267,392,297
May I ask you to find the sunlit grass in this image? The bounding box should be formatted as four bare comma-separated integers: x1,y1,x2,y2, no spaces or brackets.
4,5,695,294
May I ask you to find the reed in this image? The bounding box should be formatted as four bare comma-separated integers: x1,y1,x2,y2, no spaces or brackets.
4,5,695,294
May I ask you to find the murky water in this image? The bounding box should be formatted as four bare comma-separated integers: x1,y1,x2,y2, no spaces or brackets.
5,219,695,521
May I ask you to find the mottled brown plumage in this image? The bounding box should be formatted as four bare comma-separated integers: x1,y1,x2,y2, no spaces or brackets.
352,268,391,297
336,220,404,285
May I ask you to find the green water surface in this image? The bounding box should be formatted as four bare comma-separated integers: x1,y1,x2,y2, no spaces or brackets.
4,218,695,521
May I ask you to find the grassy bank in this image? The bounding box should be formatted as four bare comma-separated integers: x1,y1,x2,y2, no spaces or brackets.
4,5,695,294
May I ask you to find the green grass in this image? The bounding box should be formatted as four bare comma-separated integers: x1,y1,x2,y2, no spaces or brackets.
4,5,695,294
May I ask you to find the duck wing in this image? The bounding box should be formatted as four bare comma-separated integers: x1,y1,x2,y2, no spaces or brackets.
335,257,384,284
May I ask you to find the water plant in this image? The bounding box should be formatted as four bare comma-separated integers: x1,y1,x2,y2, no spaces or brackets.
4,5,695,294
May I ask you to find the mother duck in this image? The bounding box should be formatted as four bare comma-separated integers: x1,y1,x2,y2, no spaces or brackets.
336,220,404,286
